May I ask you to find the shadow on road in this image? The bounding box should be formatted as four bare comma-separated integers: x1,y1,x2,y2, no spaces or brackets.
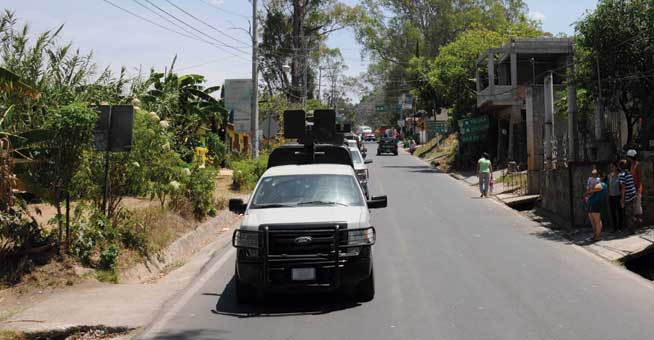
381,165,430,169
210,277,361,318
147,329,230,340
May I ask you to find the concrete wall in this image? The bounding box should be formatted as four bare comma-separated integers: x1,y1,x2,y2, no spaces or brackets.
540,160,654,229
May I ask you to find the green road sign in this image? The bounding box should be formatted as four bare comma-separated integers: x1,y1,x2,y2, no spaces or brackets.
375,105,385,113
457,115,489,143
427,121,449,134
457,115,489,134
460,132,487,143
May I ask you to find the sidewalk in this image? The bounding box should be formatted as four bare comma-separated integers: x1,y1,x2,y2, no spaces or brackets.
449,167,654,266
0,211,241,335
526,208,654,263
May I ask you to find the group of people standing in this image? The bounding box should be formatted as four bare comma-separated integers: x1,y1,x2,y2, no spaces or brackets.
585,149,643,242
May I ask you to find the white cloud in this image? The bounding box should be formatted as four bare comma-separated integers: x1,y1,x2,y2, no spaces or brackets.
528,11,546,22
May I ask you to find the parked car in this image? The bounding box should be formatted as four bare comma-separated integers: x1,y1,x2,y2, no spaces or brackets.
349,146,372,199
377,137,398,156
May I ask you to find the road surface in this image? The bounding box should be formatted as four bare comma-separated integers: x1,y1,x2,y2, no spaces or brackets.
140,143,654,340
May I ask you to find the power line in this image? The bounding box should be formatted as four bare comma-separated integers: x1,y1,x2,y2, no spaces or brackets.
143,0,250,55
165,0,251,48
101,0,250,62
132,0,209,43
197,0,250,20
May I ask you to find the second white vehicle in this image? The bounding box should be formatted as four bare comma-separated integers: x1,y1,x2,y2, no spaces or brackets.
349,146,372,199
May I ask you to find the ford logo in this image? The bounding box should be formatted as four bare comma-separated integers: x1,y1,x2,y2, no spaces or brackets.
294,236,313,245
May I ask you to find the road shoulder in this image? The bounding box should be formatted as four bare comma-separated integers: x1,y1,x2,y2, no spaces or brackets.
0,212,241,337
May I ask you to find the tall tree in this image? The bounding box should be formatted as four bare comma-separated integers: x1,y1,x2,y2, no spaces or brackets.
576,0,654,144
259,0,358,103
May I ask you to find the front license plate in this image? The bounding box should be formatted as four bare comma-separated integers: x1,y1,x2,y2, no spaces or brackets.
291,268,316,281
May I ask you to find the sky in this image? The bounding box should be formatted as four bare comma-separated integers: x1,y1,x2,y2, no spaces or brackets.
3,0,598,103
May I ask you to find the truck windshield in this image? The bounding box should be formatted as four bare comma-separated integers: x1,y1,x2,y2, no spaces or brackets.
250,174,365,209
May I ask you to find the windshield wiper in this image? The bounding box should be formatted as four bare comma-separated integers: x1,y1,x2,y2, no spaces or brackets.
296,201,349,207
252,203,294,209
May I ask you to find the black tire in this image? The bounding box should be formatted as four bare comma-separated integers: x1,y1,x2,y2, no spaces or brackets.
354,267,375,302
393,150,398,156
235,276,258,304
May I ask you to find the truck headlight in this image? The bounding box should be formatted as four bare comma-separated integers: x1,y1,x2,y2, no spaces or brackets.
233,230,259,249
347,228,376,246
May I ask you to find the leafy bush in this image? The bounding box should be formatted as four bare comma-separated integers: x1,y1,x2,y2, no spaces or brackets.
169,166,217,219
73,109,184,216
231,155,268,190
231,160,257,190
99,244,119,271
205,133,227,167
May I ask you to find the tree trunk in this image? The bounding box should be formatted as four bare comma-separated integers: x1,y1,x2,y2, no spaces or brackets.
290,0,306,103
55,201,63,254
65,192,70,254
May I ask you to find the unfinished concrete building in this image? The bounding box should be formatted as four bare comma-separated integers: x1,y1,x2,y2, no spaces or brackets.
476,38,574,194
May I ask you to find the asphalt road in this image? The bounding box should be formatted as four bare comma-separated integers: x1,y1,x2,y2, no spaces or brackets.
141,143,654,340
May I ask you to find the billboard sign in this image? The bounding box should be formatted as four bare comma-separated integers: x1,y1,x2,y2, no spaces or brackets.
224,79,252,133
457,115,489,143
427,121,449,134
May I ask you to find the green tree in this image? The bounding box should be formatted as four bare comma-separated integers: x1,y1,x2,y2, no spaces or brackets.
425,23,541,116
576,0,654,144
34,103,96,252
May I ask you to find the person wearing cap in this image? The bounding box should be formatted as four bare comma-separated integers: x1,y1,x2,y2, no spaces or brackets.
626,149,643,226
477,152,492,198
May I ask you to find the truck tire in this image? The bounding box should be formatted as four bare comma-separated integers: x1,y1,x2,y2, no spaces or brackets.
354,266,375,302
393,150,398,156
235,277,258,304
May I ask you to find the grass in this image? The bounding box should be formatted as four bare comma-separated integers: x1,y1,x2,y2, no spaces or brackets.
415,134,459,171
95,269,119,284
0,330,25,340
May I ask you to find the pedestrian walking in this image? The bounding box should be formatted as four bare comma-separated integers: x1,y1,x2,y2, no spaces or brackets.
608,162,623,231
626,149,643,226
619,159,638,234
586,174,608,242
477,152,492,198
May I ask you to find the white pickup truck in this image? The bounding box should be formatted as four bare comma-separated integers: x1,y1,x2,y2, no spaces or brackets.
229,163,387,303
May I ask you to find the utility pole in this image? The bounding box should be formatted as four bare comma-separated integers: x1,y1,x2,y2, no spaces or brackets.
251,0,259,158
544,72,554,164
317,66,322,106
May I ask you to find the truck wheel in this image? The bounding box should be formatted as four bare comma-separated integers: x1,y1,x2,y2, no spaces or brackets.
393,150,398,156
354,267,375,302
235,277,258,304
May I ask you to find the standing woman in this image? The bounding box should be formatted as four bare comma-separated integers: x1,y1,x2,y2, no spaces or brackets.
586,174,608,242
608,162,623,231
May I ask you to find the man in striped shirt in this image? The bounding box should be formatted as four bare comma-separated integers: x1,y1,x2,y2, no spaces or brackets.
619,159,638,234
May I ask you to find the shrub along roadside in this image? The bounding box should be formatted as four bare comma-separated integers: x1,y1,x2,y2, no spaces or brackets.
231,154,268,190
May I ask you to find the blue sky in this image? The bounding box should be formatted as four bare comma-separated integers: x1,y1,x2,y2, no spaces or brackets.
3,0,597,102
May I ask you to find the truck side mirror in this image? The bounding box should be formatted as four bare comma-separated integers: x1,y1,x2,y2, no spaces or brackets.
367,195,387,209
364,159,373,164
229,198,247,214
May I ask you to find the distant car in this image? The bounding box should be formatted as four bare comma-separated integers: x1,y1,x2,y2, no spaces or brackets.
377,137,398,156
364,133,376,142
349,146,372,198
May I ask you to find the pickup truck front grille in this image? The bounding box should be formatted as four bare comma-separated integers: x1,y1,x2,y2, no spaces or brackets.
264,224,345,256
